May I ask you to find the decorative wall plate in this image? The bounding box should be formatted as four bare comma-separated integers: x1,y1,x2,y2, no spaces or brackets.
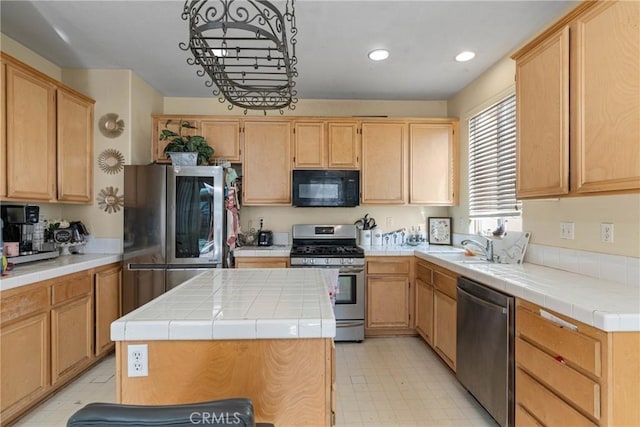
98,113,125,138
97,149,125,174
97,186,124,213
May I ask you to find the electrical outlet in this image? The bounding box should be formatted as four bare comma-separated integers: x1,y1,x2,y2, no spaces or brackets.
601,223,614,243
386,217,393,228
127,344,148,377
560,222,574,240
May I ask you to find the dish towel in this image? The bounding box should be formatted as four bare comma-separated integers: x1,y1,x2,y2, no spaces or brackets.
321,268,340,307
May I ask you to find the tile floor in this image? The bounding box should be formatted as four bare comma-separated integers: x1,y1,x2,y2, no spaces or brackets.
13,337,497,426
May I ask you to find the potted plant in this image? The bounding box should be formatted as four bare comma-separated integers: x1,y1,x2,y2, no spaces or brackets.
160,119,214,165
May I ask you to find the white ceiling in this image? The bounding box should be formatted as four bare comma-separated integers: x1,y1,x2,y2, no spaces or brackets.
0,1,578,100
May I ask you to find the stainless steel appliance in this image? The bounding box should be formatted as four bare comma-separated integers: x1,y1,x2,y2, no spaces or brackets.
292,170,360,207
290,224,365,342
456,276,515,427
0,204,58,264
122,165,225,314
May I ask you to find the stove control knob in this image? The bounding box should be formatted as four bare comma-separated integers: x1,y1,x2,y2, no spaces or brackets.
347,258,354,265
301,258,308,265
324,258,329,265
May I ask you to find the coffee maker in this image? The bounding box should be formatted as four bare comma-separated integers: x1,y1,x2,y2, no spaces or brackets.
1,204,58,264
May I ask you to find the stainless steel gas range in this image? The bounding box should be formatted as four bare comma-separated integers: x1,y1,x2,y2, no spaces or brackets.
290,224,365,342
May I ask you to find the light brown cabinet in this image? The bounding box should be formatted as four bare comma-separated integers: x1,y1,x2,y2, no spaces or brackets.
95,264,122,357
1,61,6,198
235,257,290,268
0,263,121,425
515,299,640,426
1,52,94,204
292,120,361,169
0,295,49,423
152,116,201,163
5,62,57,201
361,122,407,204
409,123,458,205
414,260,434,344
293,121,326,168
432,267,458,371
57,88,94,203
200,118,242,162
513,1,640,198
243,120,292,205
327,121,360,169
50,273,93,385
365,257,414,335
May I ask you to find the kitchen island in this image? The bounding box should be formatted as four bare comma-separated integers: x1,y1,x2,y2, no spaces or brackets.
110,268,335,427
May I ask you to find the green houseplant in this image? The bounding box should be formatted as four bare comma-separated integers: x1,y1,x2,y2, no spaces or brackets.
160,119,214,165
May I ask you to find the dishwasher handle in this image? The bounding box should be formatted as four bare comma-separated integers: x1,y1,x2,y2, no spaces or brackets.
457,286,507,315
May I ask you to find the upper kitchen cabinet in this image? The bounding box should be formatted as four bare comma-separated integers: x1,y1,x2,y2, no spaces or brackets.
1,53,95,204
243,120,292,205
152,116,202,163
513,1,640,198
200,118,242,163
0,60,6,198
57,88,94,203
292,120,360,169
361,122,407,204
409,122,459,205
4,61,57,201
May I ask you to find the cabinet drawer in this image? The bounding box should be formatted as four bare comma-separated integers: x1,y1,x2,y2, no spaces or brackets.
517,368,597,427
367,259,410,275
1,286,49,324
517,307,601,377
433,270,456,300
51,274,92,306
517,337,600,419
415,261,433,284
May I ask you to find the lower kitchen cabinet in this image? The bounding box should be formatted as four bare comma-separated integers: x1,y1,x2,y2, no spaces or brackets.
235,257,290,268
365,257,414,336
0,263,122,425
413,257,458,371
516,299,640,426
95,264,122,357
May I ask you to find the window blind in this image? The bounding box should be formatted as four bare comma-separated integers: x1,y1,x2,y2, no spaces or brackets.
468,94,521,218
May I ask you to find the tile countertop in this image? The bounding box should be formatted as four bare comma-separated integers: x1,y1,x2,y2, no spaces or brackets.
232,245,292,257
0,253,123,291
415,251,640,332
111,268,335,341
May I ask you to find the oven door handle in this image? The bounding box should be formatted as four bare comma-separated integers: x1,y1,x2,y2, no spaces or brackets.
339,267,365,274
336,321,364,328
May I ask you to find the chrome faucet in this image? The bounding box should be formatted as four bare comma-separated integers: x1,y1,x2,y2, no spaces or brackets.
461,238,494,262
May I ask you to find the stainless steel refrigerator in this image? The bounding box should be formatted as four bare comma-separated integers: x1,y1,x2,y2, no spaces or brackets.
122,164,224,314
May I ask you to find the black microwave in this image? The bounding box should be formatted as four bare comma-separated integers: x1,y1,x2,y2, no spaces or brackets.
292,170,360,207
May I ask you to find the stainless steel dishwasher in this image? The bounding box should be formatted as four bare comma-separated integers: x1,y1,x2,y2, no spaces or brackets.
456,276,515,427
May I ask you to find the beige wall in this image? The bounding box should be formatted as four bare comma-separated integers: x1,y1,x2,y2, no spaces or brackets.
0,33,61,80
446,57,640,257
131,73,164,165
164,97,448,117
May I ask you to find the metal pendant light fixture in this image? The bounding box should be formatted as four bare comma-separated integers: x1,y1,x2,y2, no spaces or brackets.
181,0,298,114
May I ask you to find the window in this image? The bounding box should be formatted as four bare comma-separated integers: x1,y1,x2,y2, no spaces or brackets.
468,94,521,232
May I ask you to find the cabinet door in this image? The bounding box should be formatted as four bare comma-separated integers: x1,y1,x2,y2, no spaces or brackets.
51,295,93,384
415,278,434,345
235,257,289,268
572,1,640,193
434,290,456,370
293,121,326,168
409,123,457,205
1,61,6,198
5,64,56,201
95,265,121,357
0,312,50,418
152,117,201,163
361,122,407,204
243,121,292,205
57,88,94,203
200,119,241,163
366,276,410,329
515,27,570,198
328,121,360,169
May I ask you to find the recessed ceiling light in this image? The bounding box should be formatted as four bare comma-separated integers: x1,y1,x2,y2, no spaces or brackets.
368,49,390,61
455,51,476,62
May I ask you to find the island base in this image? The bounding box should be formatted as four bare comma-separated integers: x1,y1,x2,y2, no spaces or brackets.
115,339,335,427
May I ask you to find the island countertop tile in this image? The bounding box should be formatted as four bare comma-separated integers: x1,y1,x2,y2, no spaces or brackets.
111,268,335,341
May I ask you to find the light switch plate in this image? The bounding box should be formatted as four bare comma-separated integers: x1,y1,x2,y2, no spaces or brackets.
560,222,574,240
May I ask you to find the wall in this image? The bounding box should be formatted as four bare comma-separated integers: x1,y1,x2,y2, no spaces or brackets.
131,73,164,165
446,58,640,258
0,33,61,80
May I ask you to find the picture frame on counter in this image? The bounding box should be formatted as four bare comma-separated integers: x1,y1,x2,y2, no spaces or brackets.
428,217,452,245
